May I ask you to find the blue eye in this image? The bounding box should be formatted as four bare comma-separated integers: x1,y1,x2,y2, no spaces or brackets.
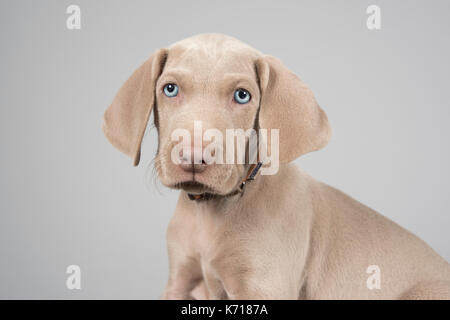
234,88,251,104
163,83,178,97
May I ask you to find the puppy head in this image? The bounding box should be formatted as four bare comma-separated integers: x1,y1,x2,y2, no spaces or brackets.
103,34,331,196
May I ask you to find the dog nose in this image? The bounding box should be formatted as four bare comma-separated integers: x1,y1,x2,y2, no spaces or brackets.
179,146,208,173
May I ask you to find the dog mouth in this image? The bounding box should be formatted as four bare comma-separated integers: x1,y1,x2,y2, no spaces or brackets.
171,180,217,195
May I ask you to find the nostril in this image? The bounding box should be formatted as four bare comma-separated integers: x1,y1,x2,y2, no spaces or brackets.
178,147,191,165
179,158,190,165
177,145,209,173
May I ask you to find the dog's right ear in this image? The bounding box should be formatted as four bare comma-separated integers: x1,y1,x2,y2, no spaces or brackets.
102,48,168,166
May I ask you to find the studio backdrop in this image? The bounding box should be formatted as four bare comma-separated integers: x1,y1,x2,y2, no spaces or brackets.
0,0,449,299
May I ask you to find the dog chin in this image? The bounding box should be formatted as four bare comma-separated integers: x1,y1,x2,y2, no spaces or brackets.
170,180,217,195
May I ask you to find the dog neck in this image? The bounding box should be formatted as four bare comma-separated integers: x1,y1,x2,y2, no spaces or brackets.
178,163,309,223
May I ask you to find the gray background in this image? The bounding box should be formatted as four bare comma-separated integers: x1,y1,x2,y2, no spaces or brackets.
0,0,449,299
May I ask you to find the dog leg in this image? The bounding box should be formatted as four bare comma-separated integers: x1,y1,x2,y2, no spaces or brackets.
161,256,202,300
190,280,208,300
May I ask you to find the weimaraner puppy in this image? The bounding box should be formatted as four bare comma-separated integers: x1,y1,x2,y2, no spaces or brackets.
103,33,450,299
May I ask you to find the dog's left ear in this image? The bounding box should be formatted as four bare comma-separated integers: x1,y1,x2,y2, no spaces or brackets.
102,48,168,166
255,56,331,163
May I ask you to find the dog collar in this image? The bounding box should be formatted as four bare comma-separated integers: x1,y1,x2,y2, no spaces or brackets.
187,162,263,201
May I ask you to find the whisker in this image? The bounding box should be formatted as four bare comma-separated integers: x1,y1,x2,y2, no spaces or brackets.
145,156,164,196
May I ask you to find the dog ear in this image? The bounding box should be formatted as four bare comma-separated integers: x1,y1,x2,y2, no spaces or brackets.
255,56,331,163
102,48,168,166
